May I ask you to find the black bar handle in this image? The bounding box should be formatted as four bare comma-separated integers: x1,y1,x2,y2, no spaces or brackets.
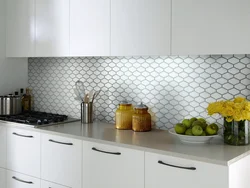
158,160,196,170
12,176,33,184
92,147,121,155
49,139,73,145
12,132,33,138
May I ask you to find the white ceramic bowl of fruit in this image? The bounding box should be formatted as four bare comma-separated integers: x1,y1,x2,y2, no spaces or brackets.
169,117,220,144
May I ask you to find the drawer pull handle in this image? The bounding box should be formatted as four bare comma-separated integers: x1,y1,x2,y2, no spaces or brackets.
12,132,33,138
92,147,121,155
12,176,33,184
49,139,73,145
158,160,196,170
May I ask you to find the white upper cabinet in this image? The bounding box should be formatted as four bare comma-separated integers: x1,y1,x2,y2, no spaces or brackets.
0,126,6,168
70,0,110,56
172,0,250,55
6,0,35,57
35,0,70,57
111,0,171,56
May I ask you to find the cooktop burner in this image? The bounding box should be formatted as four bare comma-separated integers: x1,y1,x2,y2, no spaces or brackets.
0,111,79,127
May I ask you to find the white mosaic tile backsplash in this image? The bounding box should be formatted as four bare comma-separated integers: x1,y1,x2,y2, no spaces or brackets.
28,55,250,129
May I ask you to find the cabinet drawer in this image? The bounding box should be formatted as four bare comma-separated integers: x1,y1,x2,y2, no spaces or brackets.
7,128,40,178
0,168,6,188
82,141,144,188
41,180,70,188
0,126,6,168
6,170,40,188
145,152,228,188
41,134,81,188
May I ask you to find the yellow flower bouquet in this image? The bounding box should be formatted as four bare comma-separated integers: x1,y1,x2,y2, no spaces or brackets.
207,97,250,146
207,97,250,122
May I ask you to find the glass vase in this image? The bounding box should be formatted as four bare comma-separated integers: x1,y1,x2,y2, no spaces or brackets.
223,118,249,146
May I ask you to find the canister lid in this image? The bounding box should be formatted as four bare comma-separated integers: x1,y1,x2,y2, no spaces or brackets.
119,100,132,105
134,102,148,109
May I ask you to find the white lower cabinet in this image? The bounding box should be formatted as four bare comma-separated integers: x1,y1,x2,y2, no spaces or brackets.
145,152,228,188
82,141,144,188
41,180,70,188
6,128,40,178
0,126,6,168
6,170,40,188
0,168,6,188
41,134,81,188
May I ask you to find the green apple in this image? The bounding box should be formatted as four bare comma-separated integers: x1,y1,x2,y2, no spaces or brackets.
209,123,219,131
200,122,208,130
182,119,192,128
190,117,197,125
206,123,219,135
197,118,206,124
201,131,206,136
192,125,203,136
174,123,187,134
192,120,203,127
185,128,193,136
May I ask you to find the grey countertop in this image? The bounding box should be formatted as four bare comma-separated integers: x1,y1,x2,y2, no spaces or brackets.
2,121,250,166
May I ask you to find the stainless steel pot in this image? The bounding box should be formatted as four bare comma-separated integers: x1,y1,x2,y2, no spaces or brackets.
3,96,12,115
1,95,21,115
0,96,3,115
13,95,21,115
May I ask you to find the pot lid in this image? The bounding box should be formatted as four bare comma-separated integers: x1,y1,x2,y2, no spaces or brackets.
119,100,131,105
134,102,148,109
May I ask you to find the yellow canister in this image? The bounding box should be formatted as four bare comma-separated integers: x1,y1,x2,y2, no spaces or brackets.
132,103,151,132
115,101,133,130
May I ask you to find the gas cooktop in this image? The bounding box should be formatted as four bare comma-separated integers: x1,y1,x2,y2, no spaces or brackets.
0,111,79,127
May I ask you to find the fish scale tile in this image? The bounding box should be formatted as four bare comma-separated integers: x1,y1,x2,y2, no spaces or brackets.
28,55,250,130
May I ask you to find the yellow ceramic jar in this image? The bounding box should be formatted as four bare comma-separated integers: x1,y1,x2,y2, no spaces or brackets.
115,101,133,130
132,103,151,132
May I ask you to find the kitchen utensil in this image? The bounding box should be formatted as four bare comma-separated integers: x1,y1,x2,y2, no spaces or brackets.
91,90,101,103
169,128,220,144
88,90,94,102
81,102,93,124
84,93,89,103
75,80,85,102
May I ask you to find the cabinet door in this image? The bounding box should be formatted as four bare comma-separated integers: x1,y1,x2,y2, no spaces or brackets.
6,0,35,57
6,170,40,188
36,0,69,57
82,141,144,188
41,134,81,188
145,152,228,188
6,128,40,178
41,180,70,188
0,168,6,188
0,126,6,168
70,0,110,56
111,0,171,56
172,0,250,55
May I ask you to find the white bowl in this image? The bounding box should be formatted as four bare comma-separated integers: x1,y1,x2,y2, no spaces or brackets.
168,128,220,144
